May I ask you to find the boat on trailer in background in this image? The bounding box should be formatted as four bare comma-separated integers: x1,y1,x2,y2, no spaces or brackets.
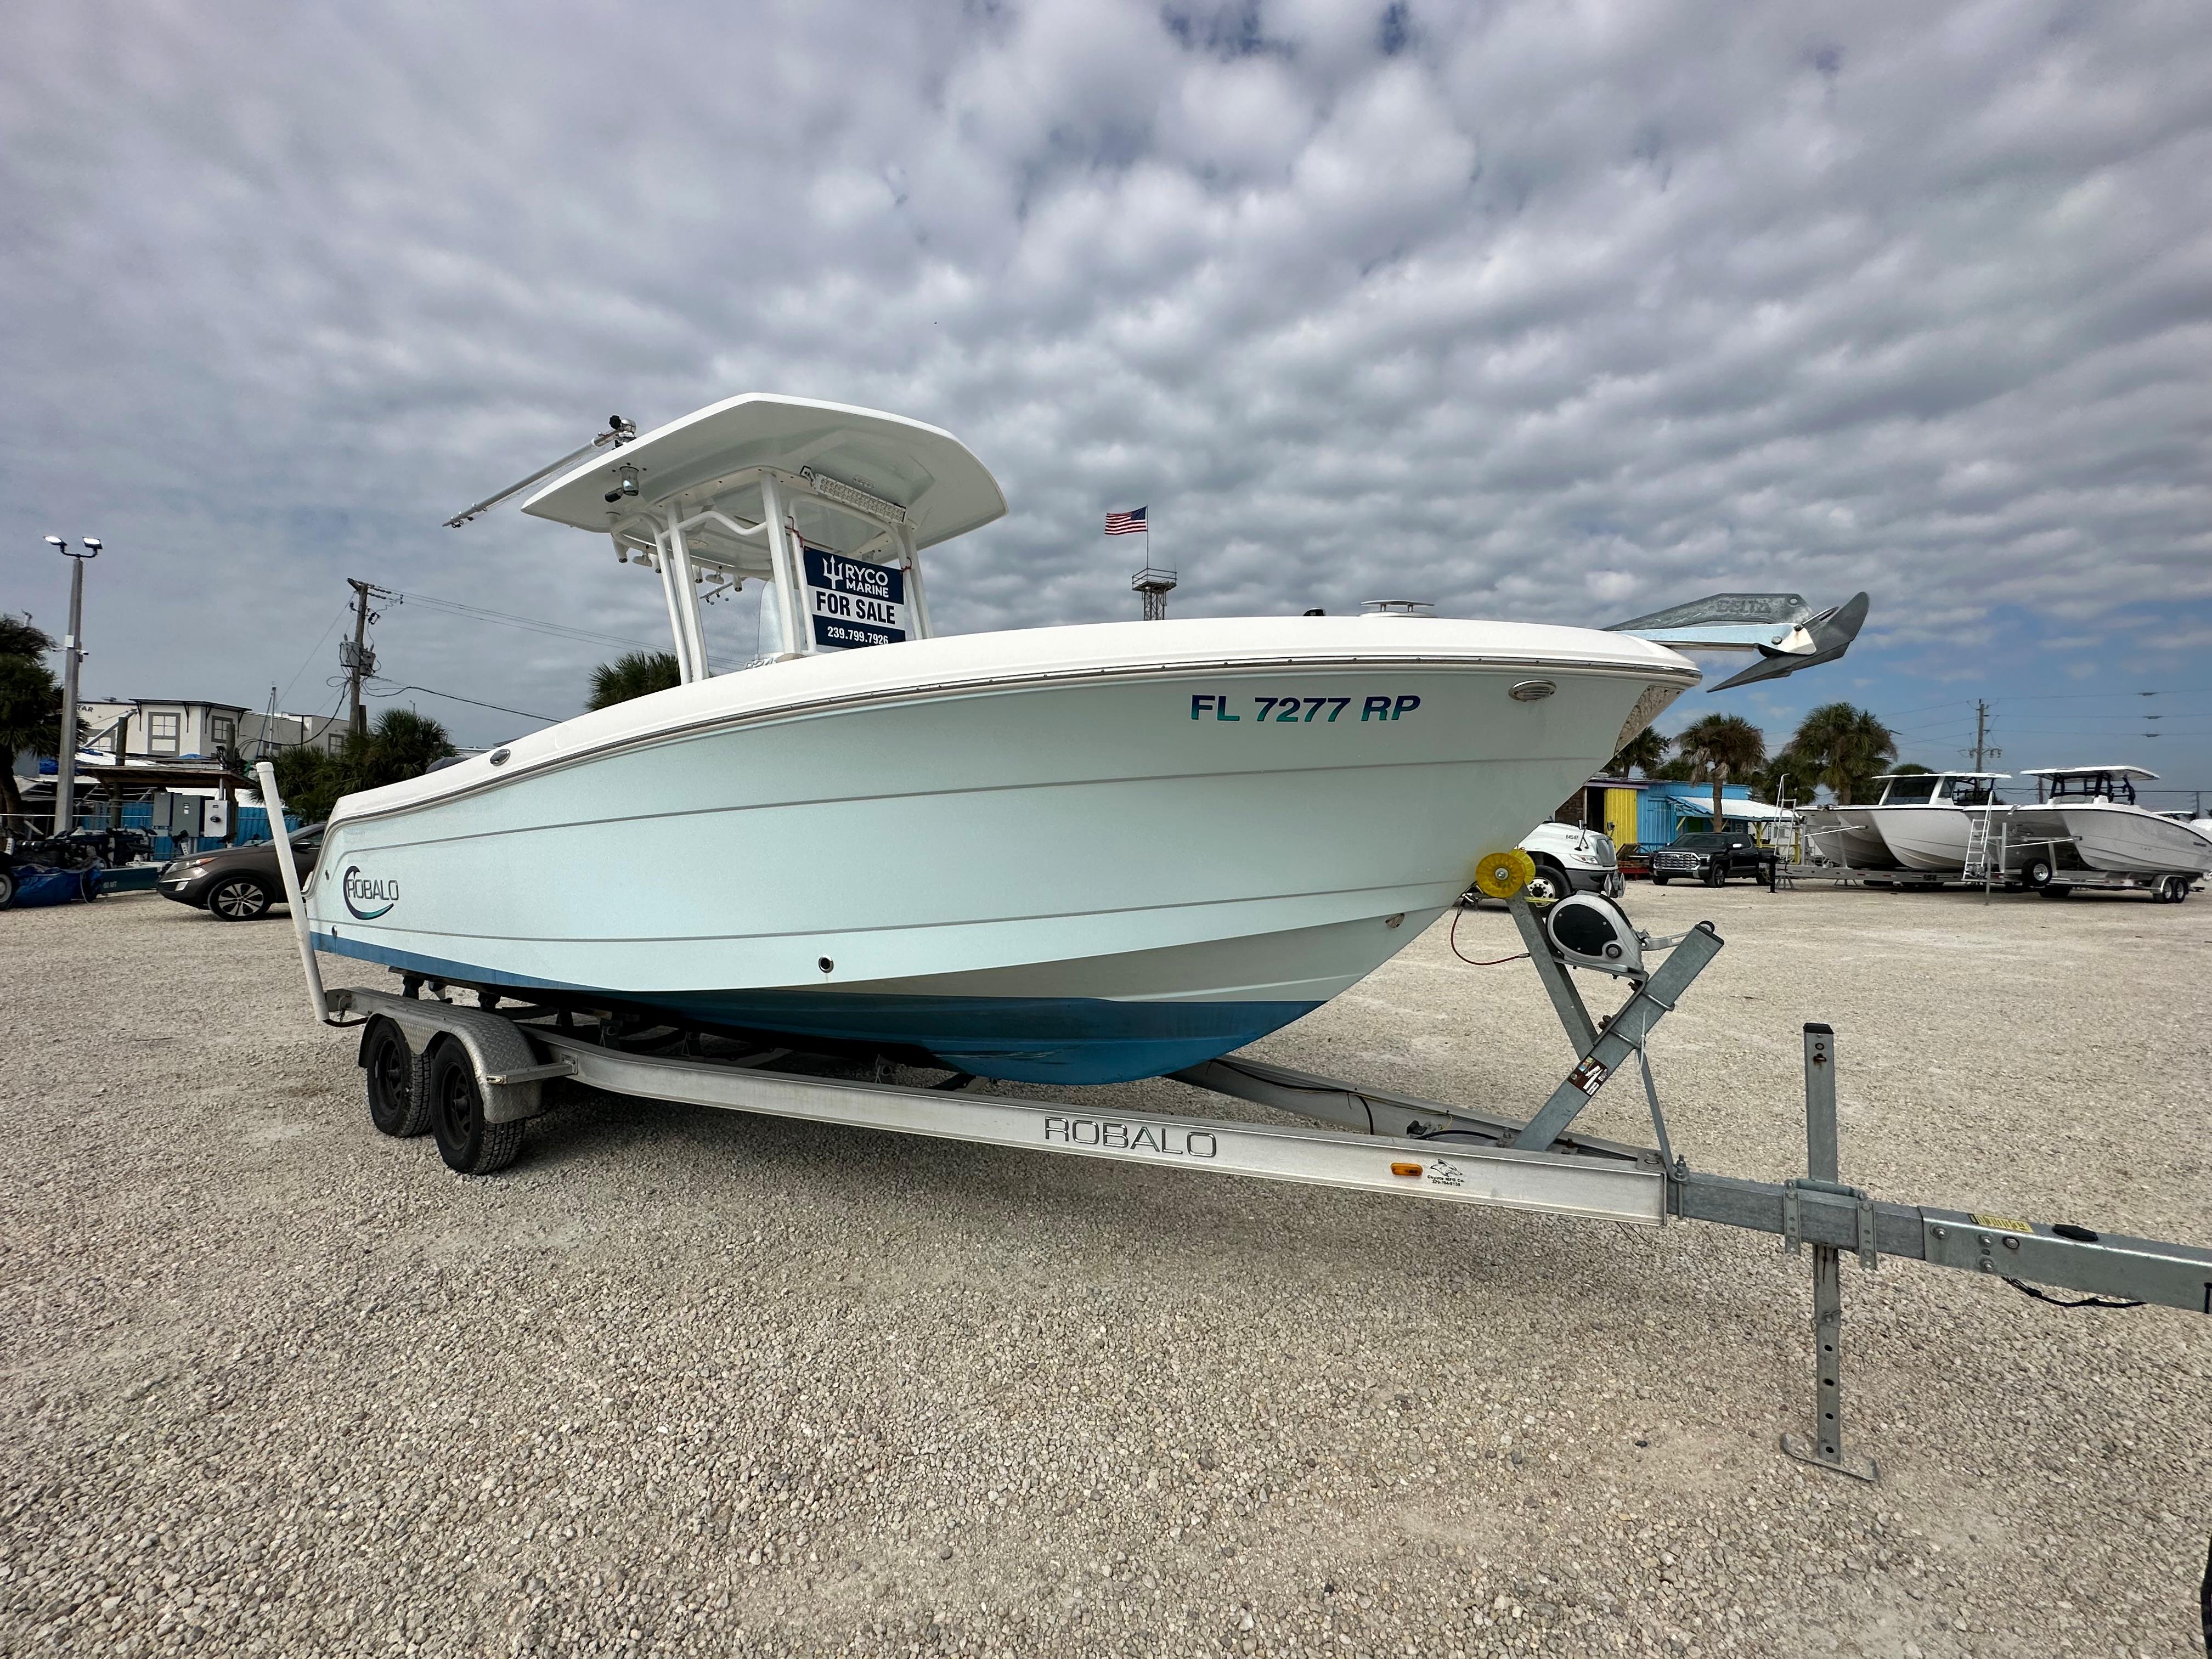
2007,766,2211,902
302,394,1867,1084
1857,771,2011,873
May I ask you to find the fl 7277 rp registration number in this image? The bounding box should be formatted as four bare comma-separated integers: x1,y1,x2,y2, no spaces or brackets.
1190,693,1421,723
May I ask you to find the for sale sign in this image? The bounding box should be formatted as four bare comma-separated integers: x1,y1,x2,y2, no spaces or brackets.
802,546,908,650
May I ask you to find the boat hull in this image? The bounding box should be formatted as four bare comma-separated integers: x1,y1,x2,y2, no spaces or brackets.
1864,806,2020,873
2044,804,2212,876
1803,807,1895,869
308,620,1690,1082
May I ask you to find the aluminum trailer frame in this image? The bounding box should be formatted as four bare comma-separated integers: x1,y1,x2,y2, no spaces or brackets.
256,764,2209,1493
311,899,2212,1487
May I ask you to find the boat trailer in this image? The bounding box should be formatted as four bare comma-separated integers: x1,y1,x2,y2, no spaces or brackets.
256,769,2210,1488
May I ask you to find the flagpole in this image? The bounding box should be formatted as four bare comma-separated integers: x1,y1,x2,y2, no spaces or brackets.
1122,505,1175,622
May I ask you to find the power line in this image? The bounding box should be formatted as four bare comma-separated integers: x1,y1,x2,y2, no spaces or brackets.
1875,697,1977,719
2000,688,2207,701
394,589,659,652
274,608,347,711
390,586,732,671
365,680,557,724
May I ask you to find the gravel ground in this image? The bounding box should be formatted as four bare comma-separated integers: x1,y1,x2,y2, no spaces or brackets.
2,882,2208,1658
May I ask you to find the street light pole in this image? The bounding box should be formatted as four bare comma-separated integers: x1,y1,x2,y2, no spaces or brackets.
44,535,100,835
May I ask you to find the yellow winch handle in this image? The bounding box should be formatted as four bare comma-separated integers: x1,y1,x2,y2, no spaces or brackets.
1472,848,1536,899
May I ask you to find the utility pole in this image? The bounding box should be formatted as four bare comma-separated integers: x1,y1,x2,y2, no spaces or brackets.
41,535,101,834
1967,699,2001,774
342,580,397,738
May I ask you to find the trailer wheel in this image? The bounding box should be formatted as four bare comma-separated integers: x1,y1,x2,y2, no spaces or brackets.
362,1018,431,1138
2038,884,2073,900
2157,875,2190,904
427,1040,524,1175
2021,856,2055,892
0,866,14,909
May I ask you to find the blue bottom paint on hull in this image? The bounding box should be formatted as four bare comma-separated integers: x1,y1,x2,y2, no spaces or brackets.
312,932,1317,1085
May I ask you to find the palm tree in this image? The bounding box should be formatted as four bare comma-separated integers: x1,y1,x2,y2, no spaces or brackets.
1606,726,1669,777
270,709,457,823
269,742,347,825
348,708,457,791
0,616,55,659
1674,713,1768,831
0,618,61,823
589,651,682,710
1786,703,1897,805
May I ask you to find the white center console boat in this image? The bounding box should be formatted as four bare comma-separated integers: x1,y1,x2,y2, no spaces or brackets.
1801,805,1897,871
1858,771,2010,873
303,395,1864,1083
2013,766,2212,878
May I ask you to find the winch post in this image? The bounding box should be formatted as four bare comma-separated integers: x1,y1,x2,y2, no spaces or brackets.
1781,1024,1878,1482
1506,922,1721,1154
1505,893,1599,1056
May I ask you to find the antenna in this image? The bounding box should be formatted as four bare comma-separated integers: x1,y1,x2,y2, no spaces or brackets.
445,415,637,528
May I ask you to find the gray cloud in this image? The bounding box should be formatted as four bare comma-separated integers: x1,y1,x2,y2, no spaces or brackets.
3,0,2208,768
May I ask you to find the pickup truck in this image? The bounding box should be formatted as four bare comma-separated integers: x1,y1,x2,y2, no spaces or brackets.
1648,831,1778,889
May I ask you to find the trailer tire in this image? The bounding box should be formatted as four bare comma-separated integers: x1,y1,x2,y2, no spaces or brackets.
2038,884,2073,900
0,866,14,909
2158,875,2189,904
362,1017,432,1138
427,1040,524,1175
2021,856,2055,892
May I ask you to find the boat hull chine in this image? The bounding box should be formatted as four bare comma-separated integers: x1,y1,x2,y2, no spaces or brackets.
310,928,1317,1084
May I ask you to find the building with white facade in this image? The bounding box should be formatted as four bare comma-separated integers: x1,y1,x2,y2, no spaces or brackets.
76,699,348,763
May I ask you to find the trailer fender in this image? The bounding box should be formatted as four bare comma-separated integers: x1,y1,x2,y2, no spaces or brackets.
330,988,558,1124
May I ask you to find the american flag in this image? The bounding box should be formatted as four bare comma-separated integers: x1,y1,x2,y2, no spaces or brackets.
1103,507,1148,536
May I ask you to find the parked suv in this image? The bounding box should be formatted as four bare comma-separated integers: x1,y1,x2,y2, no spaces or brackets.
1649,831,1777,889
157,825,323,920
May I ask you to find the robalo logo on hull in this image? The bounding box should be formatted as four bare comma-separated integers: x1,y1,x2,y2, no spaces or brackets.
342,866,398,921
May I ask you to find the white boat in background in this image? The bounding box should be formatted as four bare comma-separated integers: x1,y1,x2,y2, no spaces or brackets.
1859,772,2010,873
2015,767,2212,878
303,394,1865,1084
1801,805,1896,870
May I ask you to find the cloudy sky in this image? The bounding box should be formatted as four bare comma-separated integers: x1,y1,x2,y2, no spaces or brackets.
5,0,2210,796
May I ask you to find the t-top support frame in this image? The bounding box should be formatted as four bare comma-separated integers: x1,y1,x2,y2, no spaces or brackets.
612,466,937,678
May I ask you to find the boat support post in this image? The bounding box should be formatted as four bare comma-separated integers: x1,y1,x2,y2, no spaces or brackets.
1779,1023,1879,1481
254,761,328,1024
1506,902,1722,1156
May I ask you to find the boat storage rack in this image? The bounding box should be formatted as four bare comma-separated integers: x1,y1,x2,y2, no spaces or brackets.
257,792,2209,1487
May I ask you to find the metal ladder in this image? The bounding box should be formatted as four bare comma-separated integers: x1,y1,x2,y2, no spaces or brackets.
1962,804,2006,896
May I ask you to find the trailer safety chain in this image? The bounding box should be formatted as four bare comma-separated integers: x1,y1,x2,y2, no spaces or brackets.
2002,1278,2146,1312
